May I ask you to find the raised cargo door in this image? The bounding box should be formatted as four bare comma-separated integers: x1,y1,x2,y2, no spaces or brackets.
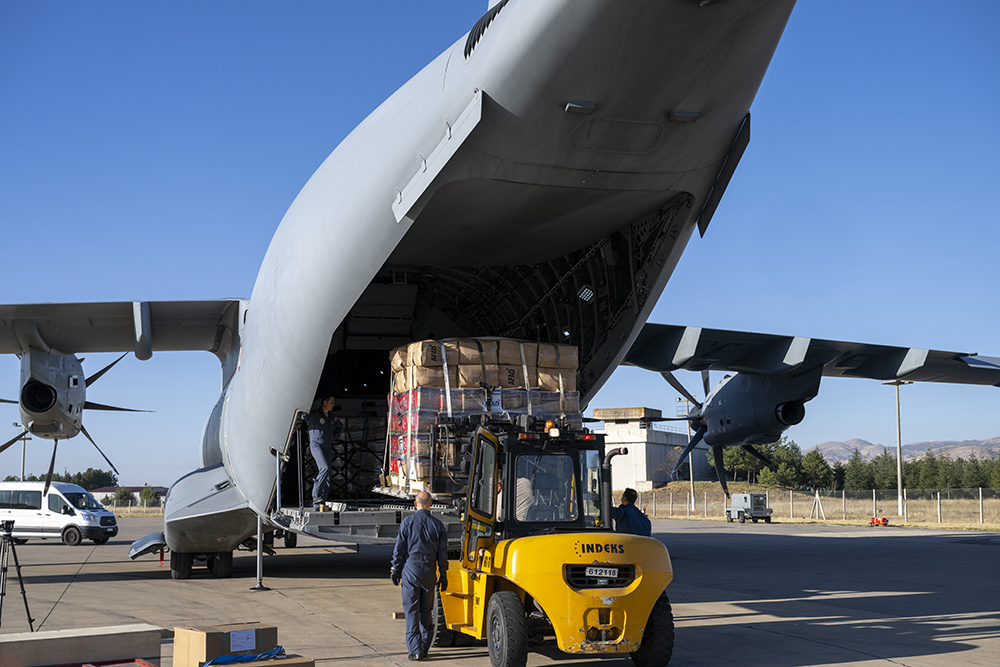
461,427,498,572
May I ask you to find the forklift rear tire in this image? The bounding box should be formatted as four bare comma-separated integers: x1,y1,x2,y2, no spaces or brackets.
171,551,194,580
207,551,233,578
284,532,298,548
725,511,733,523
431,588,456,647
630,592,674,667
487,591,528,667
738,512,746,524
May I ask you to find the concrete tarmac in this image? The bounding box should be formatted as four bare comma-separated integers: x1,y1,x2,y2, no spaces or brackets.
0,517,997,666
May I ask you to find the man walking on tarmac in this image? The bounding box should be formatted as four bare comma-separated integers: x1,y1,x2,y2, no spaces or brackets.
391,491,448,661
612,487,652,537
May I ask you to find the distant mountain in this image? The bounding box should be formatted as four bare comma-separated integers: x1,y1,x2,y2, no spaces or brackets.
805,437,1000,464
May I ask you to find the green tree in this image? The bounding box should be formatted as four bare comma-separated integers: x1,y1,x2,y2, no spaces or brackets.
759,462,800,487
871,448,899,489
831,461,846,490
801,450,833,490
112,487,136,506
960,454,989,489
844,449,873,490
991,459,1000,489
3,468,117,488
139,486,160,507
916,449,939,490
706,446,765,483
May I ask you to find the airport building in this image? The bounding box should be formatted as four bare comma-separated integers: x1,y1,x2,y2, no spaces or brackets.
595,407,711,491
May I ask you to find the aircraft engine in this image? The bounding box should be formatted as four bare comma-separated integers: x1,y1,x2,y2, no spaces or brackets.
2,347,143,490
656,368,823,497
18,348,86,439
701,372,819,448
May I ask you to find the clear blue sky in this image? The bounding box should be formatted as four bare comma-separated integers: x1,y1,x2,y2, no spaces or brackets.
2,2,998,486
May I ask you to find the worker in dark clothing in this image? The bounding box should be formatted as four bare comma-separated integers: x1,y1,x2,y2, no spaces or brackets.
303,395,342,510
391,491,448,661
611,487,651,536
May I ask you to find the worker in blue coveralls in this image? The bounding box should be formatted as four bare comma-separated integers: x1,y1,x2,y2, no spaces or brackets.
303,395,342,510
390,491,448,661
612,488,652,536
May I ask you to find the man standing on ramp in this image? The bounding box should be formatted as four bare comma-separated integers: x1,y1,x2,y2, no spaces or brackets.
390,491,448,661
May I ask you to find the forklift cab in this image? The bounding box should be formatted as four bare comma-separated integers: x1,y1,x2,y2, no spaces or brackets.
462,425,610,546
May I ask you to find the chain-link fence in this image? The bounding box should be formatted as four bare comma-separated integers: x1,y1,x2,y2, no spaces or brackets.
637,486,1000,526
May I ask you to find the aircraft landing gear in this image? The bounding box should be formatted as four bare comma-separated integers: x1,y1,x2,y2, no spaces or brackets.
171,551,193,580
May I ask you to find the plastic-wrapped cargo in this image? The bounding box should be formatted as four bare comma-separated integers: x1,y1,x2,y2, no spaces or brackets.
385,337,583,496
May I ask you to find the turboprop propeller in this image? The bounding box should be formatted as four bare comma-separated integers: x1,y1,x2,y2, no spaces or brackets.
1,352,149,494
650,370,778,499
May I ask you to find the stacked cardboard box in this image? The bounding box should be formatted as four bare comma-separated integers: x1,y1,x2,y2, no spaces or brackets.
387,338,582,492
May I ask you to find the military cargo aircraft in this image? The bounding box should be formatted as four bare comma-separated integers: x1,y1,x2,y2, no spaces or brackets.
1,1,996,578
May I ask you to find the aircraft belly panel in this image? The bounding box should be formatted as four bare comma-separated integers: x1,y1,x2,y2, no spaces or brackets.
163,464,255,552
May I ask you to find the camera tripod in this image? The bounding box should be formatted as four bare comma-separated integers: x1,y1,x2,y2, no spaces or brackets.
0,520,34,631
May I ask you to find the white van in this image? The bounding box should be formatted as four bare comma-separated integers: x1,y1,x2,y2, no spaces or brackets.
0,481,119,546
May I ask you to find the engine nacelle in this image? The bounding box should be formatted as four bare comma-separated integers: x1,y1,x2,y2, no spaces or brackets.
18,348,85,439
701,370,821,448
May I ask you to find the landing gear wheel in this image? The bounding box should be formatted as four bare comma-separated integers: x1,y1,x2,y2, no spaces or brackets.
171,551,194,580
92,537,110,545
487,591,528,667
207,551,233,578
431,588,456,647
284,532,297,548
738,511,746,524
630,592,675,667
62,526,82,546
725,511,733,523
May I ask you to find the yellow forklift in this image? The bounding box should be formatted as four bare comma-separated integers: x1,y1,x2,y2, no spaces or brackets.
436,422,674,667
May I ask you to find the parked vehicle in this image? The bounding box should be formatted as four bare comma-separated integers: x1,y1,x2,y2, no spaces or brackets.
0,481,118,545
726,493,772,524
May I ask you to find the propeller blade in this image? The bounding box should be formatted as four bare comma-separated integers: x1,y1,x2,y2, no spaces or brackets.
669,425,707,478
85,353,128,388
741,445,776,470
0,430,29,455
0,398,18,404
701,370,711,398
80,425,120,475
43,440,58,496
713,446,730,499
84,401,151,413
660,371,702,409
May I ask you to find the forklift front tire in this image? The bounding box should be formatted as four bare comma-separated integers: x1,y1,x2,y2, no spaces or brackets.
725,511,733,523
630,592,675,667
487,591,528,667
738,512,745,524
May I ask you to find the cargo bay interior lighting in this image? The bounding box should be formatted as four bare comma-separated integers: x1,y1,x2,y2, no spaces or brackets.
578,285,595,302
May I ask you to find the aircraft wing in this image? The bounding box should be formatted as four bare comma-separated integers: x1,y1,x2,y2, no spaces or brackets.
624,323,1000,386
0,300,243,361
